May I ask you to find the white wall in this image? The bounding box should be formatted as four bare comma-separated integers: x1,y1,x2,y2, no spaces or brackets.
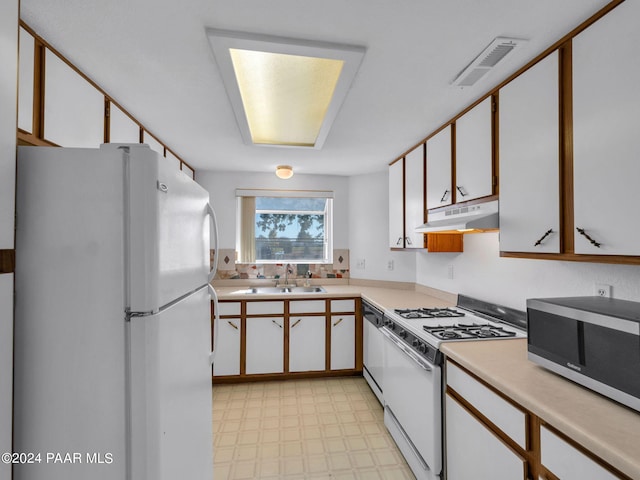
1,2,18,478
417,231,640,310
197,170,350,251
348,170,416,282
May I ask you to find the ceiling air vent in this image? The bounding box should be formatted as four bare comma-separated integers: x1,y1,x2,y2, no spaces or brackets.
452,37,526,88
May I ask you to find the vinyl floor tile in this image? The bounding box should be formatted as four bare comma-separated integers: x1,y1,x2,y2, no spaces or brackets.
213,376,415,479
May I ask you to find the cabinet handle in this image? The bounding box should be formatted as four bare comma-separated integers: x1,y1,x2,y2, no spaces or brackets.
227,320,238,330
396,237,403,245
271,320,283,328
333,318,343,327
576,227,602,248
456,185,468,197
405,237,412,245
291,318,302,328
534,229,553,247
440,189,450,202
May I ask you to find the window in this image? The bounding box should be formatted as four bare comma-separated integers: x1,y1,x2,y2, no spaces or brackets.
236,190,333,264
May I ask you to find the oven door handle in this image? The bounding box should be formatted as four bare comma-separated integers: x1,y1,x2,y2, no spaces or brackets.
381,327,433,372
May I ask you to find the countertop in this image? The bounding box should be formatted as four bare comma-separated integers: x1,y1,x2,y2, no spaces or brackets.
441,339,640,479
213,283,456,312
215,281,639,478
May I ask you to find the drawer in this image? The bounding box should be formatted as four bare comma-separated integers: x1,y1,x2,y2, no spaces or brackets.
290,300,326,314
331,299,355,312
446,361,526,449
540,426,618,480
246,301,284,315
216,301,241,317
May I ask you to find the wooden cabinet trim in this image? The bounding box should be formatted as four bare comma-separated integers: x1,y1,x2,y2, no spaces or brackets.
0,250,16,274
446,359,632,480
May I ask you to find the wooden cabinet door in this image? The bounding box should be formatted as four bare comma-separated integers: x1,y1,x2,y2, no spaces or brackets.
446,394,526,480
426,125,453,210
245,317,284,374
330,315,355,370
388,159,405,248
404,144,425,249
212,318,241,376
455,97,493,202
499,51,560,253
289,316,326,372
572,0,640,256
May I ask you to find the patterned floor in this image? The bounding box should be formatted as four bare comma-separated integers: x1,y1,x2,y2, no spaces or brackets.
212,376,415,479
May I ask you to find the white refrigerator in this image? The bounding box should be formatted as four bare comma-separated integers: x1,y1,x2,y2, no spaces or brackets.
14,144,218,480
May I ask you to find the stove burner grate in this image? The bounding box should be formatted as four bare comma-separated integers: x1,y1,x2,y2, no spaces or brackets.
422,322,517,340
394,307,466,319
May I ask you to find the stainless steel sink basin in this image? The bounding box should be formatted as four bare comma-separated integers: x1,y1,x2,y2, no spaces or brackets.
232,286,327,295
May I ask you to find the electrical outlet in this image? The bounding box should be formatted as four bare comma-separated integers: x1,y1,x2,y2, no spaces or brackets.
387,260,394,271
356,258,366,269
595,283,611,297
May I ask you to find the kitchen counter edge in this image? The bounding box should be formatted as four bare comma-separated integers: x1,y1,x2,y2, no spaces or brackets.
440,339,640,480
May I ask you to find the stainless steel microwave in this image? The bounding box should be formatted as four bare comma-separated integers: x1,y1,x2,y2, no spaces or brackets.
527,296,640,412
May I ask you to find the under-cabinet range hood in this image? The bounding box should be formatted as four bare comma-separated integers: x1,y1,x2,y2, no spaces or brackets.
415,199,499,234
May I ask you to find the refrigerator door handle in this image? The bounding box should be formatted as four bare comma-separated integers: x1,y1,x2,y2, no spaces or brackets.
207,203,219,283
208,284,219,365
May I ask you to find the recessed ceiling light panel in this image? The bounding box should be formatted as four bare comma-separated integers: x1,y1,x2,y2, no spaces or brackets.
207,29,366,149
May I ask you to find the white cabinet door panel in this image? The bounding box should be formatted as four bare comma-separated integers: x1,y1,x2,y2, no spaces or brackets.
455,97,493,202
541,426,617,480
388,159,405,248
499,51,560,253
245,317,284,374
330,315,355,370
446,394,525,480
404,145,425,248
426,125,452,209
213,318,241,376
289,316,326,372
573,0,640,255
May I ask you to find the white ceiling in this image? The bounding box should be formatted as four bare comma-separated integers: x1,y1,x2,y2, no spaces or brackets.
20,0,610,176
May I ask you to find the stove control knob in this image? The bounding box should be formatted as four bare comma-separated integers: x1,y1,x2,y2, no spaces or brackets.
399,329,407,338
418,344,428,353
412,339,419,347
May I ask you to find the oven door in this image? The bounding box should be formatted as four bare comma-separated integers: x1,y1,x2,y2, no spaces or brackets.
381,327,442,480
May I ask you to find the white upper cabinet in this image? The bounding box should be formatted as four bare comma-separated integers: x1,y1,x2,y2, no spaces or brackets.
388,159,405,248
44,50,104,147
426,125,452,209
109,103,140,144
455,97,493,202
404,144,425,248
499,51,560,253
18,27,34,133
572,0,640,256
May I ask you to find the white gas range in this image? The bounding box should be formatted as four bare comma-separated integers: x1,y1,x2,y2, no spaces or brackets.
380,295,526,480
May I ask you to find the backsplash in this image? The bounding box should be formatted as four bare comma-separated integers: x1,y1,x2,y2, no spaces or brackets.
211,249,350,280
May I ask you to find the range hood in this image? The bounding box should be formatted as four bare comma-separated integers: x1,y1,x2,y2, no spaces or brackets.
416,199,499,234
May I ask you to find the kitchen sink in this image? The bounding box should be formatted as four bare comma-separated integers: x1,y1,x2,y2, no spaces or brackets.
233,286,327,295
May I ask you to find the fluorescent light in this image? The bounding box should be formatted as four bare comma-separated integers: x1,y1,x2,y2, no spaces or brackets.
207,29,365,149
230,49,343,146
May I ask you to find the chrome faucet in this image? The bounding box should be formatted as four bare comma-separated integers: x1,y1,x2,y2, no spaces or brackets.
284,263,294,286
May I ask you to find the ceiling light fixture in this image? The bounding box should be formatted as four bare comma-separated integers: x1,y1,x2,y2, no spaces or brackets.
276,165,293,179
207,29,366,149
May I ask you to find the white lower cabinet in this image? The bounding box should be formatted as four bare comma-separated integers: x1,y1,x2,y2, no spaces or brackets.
445,394,526,480
330,314,355,370
245,317,284,374
289,315,326,372
540,426,618,480
212,317,241,376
